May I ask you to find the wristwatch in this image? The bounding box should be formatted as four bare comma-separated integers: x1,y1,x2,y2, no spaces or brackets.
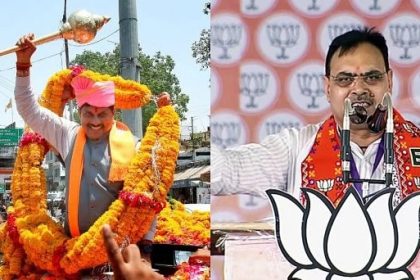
139,240,154,254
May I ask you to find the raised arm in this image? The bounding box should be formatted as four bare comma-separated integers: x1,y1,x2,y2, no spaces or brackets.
211,130,293,197
15,33,77,158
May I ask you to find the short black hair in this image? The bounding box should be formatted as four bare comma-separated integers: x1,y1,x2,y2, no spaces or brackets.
325,27,389,76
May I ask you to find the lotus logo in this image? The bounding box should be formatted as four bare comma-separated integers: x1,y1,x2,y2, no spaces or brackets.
267,187,420,279
414,177,420,188
316,179,334,192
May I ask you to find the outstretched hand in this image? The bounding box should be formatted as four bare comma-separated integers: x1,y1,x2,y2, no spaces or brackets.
102,224,164,280
156,92,171,108
15,33,36,63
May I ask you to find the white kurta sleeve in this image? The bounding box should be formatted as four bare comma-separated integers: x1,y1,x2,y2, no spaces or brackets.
15,76,78,159
211,130,293,197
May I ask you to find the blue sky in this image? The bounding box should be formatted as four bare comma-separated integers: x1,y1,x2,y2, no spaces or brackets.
0,1,210,136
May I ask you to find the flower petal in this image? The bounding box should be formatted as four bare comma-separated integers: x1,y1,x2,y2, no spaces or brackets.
372,270,412,280
289,267,329,280
326,188,374,274
387,192,420,270
366,188,397,271
330,274,370,280
266,189,312,266
302,188,334,270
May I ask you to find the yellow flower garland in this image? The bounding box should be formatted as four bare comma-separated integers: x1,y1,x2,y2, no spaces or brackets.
38,68,152,112
154,199,210,246
0,69,179,279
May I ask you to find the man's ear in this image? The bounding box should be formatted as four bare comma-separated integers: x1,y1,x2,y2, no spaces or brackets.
324,75,331,103
386,69,393,93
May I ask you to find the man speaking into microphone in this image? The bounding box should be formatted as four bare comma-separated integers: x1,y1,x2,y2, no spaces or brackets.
212,27,420,207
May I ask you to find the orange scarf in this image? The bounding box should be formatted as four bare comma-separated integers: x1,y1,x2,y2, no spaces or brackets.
301,110,420,206
68,121,135,237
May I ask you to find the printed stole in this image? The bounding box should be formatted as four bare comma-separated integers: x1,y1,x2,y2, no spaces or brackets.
68,121,135,237
301,110,420,206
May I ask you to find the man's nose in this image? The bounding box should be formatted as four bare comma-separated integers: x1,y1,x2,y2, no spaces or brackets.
350,77,369,96
89,116,101,125
351,75,369,87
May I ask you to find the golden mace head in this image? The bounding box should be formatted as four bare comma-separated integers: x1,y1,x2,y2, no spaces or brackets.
0,10,110,56
61,10,111,44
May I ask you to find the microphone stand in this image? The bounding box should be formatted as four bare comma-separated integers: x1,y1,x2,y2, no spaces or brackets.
341,98,352,184
340,93,394,201
383,93,394,188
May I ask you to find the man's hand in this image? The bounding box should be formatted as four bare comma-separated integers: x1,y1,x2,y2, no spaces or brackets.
156,92,171,108
15,33,36,64
102,224,164,280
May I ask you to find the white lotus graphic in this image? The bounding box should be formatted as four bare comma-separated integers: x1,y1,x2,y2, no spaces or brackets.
266,187,420,280
316,179,334,192
414,177,420,188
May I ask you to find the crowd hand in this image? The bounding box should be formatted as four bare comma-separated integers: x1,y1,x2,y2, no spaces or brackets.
15,33,36,63
102,224,164,280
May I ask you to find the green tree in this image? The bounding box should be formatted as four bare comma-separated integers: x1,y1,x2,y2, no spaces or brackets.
71,46,189,132
191,2,210,70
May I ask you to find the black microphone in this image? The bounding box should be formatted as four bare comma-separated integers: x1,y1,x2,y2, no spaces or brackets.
341,93,394,192
382,92,394,187
349,102,386,133
341,98,352,183
349,105,368,124
367,103,387,133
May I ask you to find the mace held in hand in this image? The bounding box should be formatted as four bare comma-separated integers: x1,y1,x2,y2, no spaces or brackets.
0,10,110,56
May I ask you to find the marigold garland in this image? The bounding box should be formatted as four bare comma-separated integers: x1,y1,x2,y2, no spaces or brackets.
168,248,210,280
79,70,152,109
168,262,210,280
154,199,210,247
0,68,179,279
38,68,151,113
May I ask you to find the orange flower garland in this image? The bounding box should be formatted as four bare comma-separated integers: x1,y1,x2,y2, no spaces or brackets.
154,199,210,247
169,263,211,280
38,67,152,112
79,70,151,109
166,247,211,280
38,69,73,116
0,68,179,279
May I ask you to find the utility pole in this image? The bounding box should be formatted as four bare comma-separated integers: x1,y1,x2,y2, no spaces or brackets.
191,116,195,161
119,0,143,138
62,0,72,121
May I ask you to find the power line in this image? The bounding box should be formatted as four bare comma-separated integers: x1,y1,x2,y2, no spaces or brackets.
0,89,11,100
33,51,64,63
0,84,13,98
0,51,64,72
0,80,13,91
0,75,14,85
0,29,120,73
68,29,120,47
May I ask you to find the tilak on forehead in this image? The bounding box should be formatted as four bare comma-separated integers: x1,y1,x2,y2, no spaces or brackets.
71,76,115,108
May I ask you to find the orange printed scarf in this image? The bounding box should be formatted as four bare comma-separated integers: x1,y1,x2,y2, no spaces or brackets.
68,121,135,236
301,110,420,206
